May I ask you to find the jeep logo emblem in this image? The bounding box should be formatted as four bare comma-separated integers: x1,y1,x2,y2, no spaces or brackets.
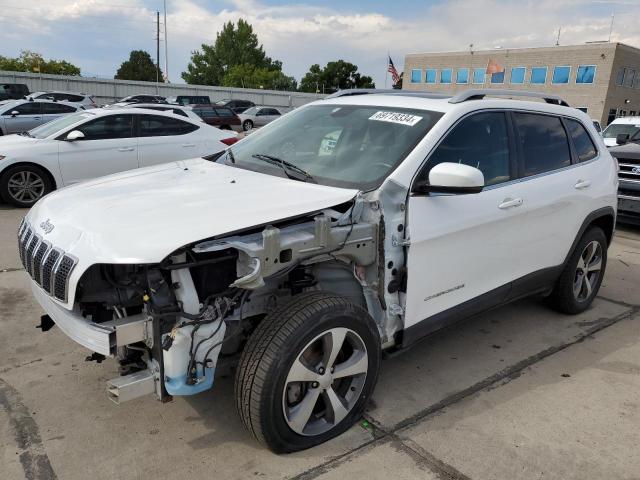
633,166,640,174
40,219,54,234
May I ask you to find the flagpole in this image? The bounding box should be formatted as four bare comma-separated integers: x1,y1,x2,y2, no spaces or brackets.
385,51,389,89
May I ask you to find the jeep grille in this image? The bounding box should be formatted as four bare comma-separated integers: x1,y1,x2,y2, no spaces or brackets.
17,219,77,302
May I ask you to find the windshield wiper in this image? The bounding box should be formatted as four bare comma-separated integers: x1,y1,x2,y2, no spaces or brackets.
18,131,33,137
251,154,316,183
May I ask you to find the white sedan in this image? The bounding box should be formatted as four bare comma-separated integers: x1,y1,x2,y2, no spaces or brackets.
0,108,237,207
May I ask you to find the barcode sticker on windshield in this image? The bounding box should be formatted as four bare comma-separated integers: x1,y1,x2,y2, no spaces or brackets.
369,111,422,126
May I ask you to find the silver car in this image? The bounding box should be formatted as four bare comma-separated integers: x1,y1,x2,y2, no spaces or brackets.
26,91,98,109
0,100,82,135
238,106,282,131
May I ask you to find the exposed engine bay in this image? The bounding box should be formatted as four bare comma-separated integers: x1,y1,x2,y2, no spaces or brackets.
71,191,407,402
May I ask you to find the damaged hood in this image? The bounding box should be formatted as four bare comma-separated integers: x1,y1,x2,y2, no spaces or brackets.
26,158,358,265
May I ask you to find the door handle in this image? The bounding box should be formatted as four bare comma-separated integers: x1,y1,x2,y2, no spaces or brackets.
182,143,196,147
574,179,591,190
117,147,135,152
498,197,524,209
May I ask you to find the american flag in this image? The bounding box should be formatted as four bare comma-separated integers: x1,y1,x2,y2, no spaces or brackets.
388,56,400,85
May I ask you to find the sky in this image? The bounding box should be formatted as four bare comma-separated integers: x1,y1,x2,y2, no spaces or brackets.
1,0,639,88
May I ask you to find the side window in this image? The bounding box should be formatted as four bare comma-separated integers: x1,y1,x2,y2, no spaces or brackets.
76,114,134,140
11,102,41,115
172,109,187,117
417,111,511,187
41,103,76,114
268,109,281,116
214,108,234,117
139,114,198,137
513,113,571,176
565,119,598,162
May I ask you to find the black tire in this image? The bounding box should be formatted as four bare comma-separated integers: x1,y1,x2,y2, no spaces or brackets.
549,227,607,314
235,291,380,453
0,164,53,208
242,120,253,131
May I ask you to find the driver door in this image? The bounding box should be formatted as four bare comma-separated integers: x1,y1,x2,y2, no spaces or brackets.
3,102,43,133
57,114,138,185
404,111,530,331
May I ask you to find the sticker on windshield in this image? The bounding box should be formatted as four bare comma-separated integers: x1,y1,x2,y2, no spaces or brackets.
369,111,422,126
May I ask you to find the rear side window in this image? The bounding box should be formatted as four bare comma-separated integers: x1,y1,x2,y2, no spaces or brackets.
11,102,41,115
565,119,597,162
214,108,234,117
513,113,571,176
42,103,77,114
418,111,511,186
139,114,198,136
77,114,134,140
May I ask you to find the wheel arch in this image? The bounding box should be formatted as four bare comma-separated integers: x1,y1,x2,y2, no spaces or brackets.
0,161,58,190
563,206,615,267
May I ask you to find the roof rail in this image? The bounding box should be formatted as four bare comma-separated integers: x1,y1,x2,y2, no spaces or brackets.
325,88,450,100
449,89,569,107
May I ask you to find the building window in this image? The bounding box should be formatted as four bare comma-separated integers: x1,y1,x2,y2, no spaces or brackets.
576,65,596,84
623,68,636,88
631,111,637,116
530,66,547,84
410,69,422,83
510,67,526,84
607,108,617,125
456,68,469,84
473,67,485,84
491,71,505,84
425,69,437,83
616,67,625,86
552,66,571,84
576,107,588,113
440,68,452,84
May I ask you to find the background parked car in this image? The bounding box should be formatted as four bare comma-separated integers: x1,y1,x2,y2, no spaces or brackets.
167,95,211,106
601,116,640,147
117,94,166,104
0,83,29,101
609,139,640,224
238,106,282,131
27,91,98,109
215,99,255,114
106,102,203,122
191,104,241,131
0,108,237,207
0,99,82,135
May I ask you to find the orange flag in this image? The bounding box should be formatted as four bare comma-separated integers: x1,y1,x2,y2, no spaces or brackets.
486,59,504,74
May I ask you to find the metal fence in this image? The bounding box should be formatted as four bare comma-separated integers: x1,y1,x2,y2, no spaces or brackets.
0,70,324,108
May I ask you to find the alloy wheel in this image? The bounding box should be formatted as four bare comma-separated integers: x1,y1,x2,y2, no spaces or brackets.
573,240,603,302
282,327,368,436
7,170,45,203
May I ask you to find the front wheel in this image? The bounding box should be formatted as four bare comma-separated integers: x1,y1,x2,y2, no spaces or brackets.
242,120,253,131
0,164,53,208
235,292,380,453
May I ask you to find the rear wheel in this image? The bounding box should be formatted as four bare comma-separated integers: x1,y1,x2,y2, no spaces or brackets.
235,292,380,453
549,227,607,314
0,164,53,208
243,120,254,131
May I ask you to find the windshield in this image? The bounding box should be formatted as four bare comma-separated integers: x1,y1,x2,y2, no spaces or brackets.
29,112,94,139
602,122,640,140
226,104,443,190
243,107,258,115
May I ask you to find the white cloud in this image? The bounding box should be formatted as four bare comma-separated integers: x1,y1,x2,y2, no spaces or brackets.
0,0,639,86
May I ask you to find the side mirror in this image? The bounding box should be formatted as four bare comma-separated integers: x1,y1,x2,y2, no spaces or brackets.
10,110,19,117
65,130,85,141
616,133,630,145
412,162,484,195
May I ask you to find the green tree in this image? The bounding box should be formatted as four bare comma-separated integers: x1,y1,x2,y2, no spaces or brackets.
222,64,297,90
115,50,159,82
0,50,80,75
182,19,289,87
299,60,375,93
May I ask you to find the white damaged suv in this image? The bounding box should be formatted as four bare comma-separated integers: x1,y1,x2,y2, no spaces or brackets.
20,89,617,452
